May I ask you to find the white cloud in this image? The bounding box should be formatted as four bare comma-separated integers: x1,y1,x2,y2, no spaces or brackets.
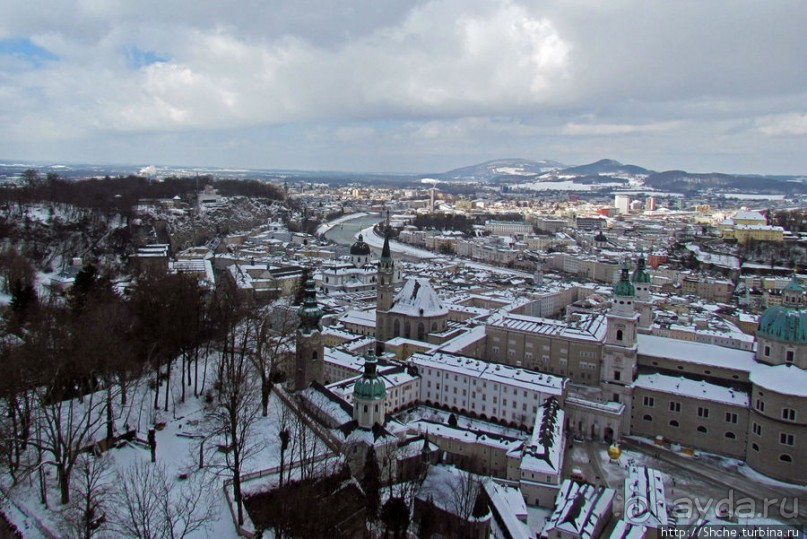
562,121,681,136
757,113,807,136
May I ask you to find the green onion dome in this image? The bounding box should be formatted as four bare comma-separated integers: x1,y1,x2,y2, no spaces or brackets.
354,356,386,401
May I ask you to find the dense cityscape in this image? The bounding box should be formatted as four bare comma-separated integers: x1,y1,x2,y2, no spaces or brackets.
0,159,804,537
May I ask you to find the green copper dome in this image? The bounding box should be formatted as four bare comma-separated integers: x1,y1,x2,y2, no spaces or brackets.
631,253,651,284
784,276,804,293
757,306,807,343
614,261,635,297
354,356,386,401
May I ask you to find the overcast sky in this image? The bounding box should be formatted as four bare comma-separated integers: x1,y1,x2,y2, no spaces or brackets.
1,1,805,175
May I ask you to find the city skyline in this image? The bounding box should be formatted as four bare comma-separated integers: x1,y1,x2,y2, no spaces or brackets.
1,1,806,175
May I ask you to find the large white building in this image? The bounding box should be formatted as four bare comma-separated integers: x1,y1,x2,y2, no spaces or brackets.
409,352,566,428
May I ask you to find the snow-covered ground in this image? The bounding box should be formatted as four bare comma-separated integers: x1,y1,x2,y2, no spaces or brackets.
1,357,331,538
686,243,741,270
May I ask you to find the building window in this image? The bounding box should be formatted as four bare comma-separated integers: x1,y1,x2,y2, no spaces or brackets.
725,412,738,424
779,454,792,463
697,426,707,433
643,396,655,407
669,420,679,427
697,407,710,418
616,329,624,341
669,401,681,412
752,443,759,451
753,423,762,436
782,408,796,422
614,370,621,381
613,393,620,403
725,432,736,439
780,433,795,446
786,350,795,362
755,399,765,412
643,414,653,422
764,346,770,357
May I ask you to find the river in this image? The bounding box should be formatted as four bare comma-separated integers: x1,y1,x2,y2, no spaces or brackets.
323,213,382,246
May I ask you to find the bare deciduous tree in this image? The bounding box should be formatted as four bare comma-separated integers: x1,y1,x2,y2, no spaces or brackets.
206,321,262,526
60,453,112,539
109,462,216,539
448,468,486,538
248,301,296,417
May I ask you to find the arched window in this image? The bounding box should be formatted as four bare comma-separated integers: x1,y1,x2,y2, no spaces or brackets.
616,329,624,341
697,426,707,433
779,454,792,463
404,321,411,339
669,420,679,427
312,351,318,359
725,431,736,439
393,319,401,338
643,414,653,422
417,322,425,341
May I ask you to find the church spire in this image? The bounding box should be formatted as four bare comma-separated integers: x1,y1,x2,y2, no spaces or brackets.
381,232,392,261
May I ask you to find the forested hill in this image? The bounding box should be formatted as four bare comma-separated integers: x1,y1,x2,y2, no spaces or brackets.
1,171,284,213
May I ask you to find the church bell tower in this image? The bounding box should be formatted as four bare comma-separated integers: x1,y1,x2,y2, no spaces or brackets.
294,276,324,391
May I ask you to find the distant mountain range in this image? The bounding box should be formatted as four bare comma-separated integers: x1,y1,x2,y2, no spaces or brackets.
432,158,807,195
1,157,805,195
558,159,651,177
432,158,566,181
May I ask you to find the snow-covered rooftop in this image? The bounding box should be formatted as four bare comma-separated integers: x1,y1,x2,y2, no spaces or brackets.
637,334,756,371
543,480,615,539
389,277,449,318
609,520,648,539
633,373,748,406
748,363,807,397
408,420,522,451
488,312,607,342
485,481,532,539
623,466,668,528
339,309,376,327
410,352,565,396
520,399,564,476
